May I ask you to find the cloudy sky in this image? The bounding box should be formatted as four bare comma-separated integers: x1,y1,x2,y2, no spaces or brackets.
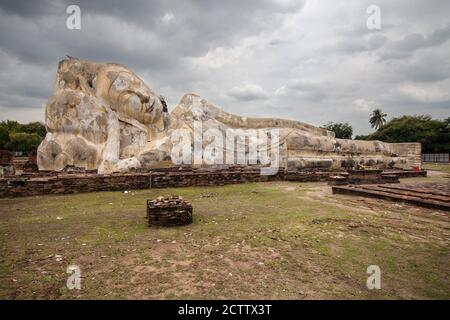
0,0,449,135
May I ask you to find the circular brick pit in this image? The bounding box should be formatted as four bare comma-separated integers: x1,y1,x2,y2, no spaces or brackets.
147,195,193,226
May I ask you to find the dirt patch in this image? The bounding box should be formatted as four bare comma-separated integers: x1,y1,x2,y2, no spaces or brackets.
0,179,448,299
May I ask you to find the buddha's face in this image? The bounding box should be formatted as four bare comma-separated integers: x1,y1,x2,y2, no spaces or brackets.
94,65,164,126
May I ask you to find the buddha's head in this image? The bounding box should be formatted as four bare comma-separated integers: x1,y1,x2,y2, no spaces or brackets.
55,58,164,127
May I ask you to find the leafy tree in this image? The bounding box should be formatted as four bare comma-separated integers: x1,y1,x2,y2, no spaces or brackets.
440,117,450,144
0,120,46,137
0,126,10,149
322,122,353,139
369,109,387,129
0,120,46,153
361,115,449,153
354,134,370,140
20,122,46,137
5,132,42,153
0,120,21,133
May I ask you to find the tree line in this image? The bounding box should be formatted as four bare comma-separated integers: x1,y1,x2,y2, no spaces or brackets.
1,110,449,154
0,121,46,154
322,110,450,154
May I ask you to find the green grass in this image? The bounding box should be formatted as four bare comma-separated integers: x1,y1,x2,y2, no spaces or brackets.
0,181,448,299
423,163,450,174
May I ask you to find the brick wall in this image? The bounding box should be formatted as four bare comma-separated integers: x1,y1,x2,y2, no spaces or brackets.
0,165,426,198
0,168,287,198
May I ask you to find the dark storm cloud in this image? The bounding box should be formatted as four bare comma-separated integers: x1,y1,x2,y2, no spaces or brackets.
379,23,450,60
0,0,63,17
0,0,448,135
0,0,305,117
0,0,305,66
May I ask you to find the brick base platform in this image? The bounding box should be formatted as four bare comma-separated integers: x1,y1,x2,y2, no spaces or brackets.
328,169,401,185
332,184,449,211
147,195,193,226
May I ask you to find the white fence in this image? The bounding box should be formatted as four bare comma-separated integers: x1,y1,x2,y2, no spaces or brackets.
422,153,449,163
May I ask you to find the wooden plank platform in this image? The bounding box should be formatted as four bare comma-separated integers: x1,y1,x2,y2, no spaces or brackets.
332,184,450,211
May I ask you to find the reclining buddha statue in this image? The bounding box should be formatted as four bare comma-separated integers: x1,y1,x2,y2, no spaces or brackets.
37,58,421,174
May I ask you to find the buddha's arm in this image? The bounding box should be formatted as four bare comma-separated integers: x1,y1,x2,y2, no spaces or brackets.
171,93,333,138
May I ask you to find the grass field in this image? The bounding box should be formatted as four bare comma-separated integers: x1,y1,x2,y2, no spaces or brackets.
422,163,450,174
0,173,448,299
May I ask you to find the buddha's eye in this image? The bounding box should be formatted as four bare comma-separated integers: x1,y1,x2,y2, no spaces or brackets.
118,93,141,115
129,94,141,109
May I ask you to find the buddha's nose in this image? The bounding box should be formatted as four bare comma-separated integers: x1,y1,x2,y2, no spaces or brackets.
144,103,152,113
144,97,155,112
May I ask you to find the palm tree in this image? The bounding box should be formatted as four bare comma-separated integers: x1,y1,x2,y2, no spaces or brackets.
369,109,387,130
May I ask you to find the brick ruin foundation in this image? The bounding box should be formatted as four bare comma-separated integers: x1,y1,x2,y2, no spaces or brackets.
332,183,450,211
328,169,400,185
0,150,39,178
147,195,193,226
0,166,428,198
0,167,281,197
0,150,14,177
